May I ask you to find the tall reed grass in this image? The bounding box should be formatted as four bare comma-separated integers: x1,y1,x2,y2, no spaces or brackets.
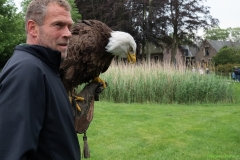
80,61,234,104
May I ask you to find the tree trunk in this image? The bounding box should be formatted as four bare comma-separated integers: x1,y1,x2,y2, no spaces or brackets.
146,41,150,64
171,32,178,64
170,0,179,65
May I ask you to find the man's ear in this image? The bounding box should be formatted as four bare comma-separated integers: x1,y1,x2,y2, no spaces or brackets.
27,20,38,37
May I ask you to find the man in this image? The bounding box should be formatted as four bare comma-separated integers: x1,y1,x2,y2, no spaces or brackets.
234,66,239,82
0,0,80,159
238,67,240,82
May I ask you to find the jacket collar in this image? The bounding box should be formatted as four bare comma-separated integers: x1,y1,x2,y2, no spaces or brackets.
15,44,62,74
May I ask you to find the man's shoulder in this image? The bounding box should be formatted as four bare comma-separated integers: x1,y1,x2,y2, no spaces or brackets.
12,53,41,70
1,51,45,78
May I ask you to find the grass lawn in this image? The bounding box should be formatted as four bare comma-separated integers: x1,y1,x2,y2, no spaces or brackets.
78,82,240,160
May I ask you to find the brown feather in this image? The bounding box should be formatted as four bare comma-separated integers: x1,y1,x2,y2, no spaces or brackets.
60,20,114,93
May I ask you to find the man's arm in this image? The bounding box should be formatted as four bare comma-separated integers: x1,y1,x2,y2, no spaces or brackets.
0,59,46,160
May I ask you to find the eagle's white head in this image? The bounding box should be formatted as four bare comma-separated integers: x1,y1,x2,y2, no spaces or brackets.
105,31,136,63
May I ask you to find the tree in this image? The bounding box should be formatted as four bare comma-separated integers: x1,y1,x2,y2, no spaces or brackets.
68,0,82,22
227,27,240,42
203,27,240,42
0,0,25,68
20,0,31,13
204,27,229,41
213,46,240,65
75,0,131,31
165,0,219,63
130,0,170,62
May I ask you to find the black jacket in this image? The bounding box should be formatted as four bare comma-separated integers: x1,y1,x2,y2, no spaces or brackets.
0,45,80,160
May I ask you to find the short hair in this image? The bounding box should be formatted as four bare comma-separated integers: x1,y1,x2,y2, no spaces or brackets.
25,0,72,31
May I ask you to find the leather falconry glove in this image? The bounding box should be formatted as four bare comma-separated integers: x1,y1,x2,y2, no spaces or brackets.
72,82,105,134
70,82,105,158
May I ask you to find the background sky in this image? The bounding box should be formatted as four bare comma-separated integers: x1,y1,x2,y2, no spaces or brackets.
13,0,240,35
203,0,240,29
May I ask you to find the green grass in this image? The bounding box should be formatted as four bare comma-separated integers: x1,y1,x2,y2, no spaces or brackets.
233,82,240,104
77,83,240,160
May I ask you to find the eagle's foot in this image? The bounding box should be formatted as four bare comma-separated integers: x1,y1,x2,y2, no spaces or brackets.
69,94,84,112
92,77,107,88
73,95,84,111
74,95,84,101
75,103,81,111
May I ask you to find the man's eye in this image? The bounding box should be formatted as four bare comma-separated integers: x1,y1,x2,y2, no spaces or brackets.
68,25,73,30
55,23,62,27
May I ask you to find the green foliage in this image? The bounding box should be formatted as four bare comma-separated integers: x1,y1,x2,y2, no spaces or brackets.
0,0,25,67
20,0,31,13
67,0,82,22
215,63,240,73
204,27,240,42
78,62,234,104
204,27,230,41
213,46,240,65
227,27,240,42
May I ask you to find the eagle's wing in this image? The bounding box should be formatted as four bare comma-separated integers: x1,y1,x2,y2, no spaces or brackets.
60,20,114,92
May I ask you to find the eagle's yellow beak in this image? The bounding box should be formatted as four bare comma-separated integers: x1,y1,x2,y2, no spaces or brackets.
127,52,136,63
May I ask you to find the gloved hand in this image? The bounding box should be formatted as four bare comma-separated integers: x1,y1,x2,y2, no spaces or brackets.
79,82,105,101
94,82,107,101
73,82,105,134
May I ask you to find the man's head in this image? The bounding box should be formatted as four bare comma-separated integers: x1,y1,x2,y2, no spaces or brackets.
25,0,74,59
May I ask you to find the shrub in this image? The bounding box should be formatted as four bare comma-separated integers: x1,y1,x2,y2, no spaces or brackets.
213,46,240,65
215,64,240,78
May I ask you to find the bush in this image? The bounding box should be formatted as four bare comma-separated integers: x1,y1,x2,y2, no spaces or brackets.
213,46,240,65
215,64,240,78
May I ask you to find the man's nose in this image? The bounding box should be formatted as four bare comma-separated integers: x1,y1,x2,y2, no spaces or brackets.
63,26,72,38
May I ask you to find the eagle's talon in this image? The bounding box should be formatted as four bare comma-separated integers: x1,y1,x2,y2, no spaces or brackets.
74,95,84,101
74,95,84,111
76,103,81,111
69,94,84,112
92,77,107,88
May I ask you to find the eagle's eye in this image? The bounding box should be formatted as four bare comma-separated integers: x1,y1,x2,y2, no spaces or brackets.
129,47,133,52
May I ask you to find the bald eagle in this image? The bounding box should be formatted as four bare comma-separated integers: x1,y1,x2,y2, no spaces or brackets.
60,20,136,103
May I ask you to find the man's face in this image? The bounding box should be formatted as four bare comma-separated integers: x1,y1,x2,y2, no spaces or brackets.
36,3,73,59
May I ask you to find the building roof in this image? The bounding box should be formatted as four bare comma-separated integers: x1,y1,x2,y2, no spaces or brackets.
207,40,240,52
181,45,198,56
